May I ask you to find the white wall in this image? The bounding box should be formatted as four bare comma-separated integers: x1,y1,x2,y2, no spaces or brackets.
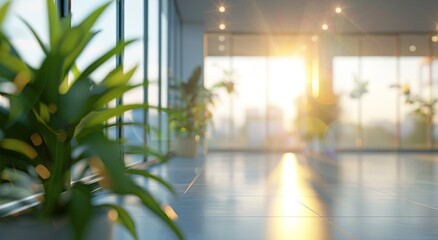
182,23,204,81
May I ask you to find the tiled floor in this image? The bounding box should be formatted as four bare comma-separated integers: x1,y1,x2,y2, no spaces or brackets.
113,152,438,240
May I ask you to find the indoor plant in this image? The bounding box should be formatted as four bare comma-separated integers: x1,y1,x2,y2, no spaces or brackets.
0,1,182,239
392,83,436,148
170,66,233,157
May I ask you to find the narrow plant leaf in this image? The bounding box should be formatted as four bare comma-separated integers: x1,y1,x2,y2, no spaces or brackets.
79,39,136,80
0,138,37,160
35,53,64,104
62,30,97,75
93,84,140,109
99,203,138,240
76,131,131,192
69,183,93,240
131,185,184,240
0,1,11,26
76,2,111,34
58,77,96,125
80,104,147,129
20,17,49,55
0,52,30,74
127,169,175,194
124,145,167,163
46,0,60,50
101,65,137,88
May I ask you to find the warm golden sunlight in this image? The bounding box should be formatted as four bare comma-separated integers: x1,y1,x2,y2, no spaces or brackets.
267,153,327,239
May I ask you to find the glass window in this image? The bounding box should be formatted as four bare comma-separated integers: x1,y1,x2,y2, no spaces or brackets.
333,57,360,149
124,0,144,164
399,57,430,148
361,57,397,149
72,0,116,83
205,56,232,148
147,0,160,151
232,56,267,149
160,0,168,152
267,56,306,150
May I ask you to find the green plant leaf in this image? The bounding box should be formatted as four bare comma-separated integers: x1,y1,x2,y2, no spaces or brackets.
34,53,64,104
20,17,49,55
78,104,147,131
79,39,136,80
61,30,97,76
127,169,175,194
0,138,37,160
0,1,11,26
101,65,137,88
76,130,131,192
93,84,141,109
75,2,111,35
69,182,94,240
99,203,138,240
46,0,60,50
58,78,96,125
0,51,30,75
131,185,184,240
124,145,168,163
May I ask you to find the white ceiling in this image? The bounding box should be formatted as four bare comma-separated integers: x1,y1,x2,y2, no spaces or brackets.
175,0,438,33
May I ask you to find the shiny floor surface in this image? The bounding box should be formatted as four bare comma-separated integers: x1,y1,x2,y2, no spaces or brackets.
112,152,438,240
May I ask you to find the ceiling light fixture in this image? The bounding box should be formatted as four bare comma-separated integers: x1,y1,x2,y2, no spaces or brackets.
321,24,328,31
311,35,318,42
219,35,226,41
219,6,226,13
219,24,226,30
409,45,417,52
432,35,438,42
335,7,342,14
218,45,226,51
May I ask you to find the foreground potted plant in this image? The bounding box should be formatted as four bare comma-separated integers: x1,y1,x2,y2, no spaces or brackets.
0,1,182,239
170,66,233,158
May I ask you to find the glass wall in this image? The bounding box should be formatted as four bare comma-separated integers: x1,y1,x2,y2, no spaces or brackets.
147,0,160,152
205,34,309,150
205,33,438,150
124,0,145,164
67,0,183,157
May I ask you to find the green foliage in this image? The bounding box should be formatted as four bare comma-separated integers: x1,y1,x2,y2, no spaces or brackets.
350,76,368,99
170,66,233,137
392,82,436,147
0,1,182,239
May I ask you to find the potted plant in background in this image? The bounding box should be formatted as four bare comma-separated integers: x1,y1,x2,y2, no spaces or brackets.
170,66,233,158
391,83,436,148
0,1,182,239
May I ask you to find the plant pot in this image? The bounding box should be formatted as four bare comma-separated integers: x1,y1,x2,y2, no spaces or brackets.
198,137,208,157
0,210,113,240
174,137,198,158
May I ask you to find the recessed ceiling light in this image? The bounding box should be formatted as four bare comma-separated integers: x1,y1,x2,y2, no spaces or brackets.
409,45,416,52
219,6,226,13
432,36,438,42
311,35,318,42
321,24,328,31
218,45,226,51
219,35,226,41
219,24,226,30
335,7,342,14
